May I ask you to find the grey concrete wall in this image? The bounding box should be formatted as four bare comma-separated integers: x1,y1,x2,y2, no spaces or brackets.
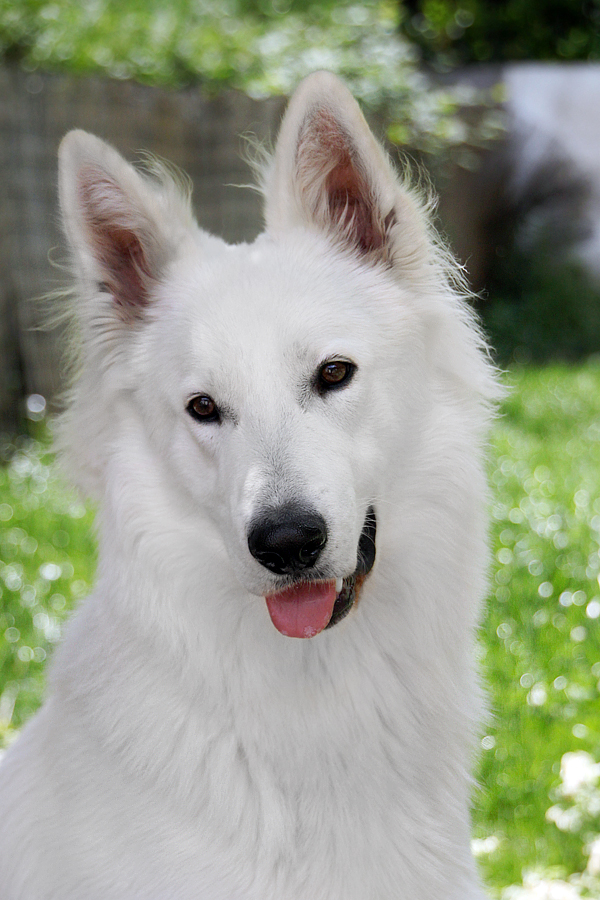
439,63,600,291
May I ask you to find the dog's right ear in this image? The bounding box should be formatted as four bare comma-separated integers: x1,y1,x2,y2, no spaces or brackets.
59,131,189,323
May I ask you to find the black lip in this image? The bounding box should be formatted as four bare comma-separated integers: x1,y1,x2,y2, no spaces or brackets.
356,506,377,575
325,506,377,629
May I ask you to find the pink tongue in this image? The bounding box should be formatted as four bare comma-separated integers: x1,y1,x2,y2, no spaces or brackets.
265,581,337,638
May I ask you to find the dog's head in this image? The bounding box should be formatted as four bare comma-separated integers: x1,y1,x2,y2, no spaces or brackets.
56,73,494,638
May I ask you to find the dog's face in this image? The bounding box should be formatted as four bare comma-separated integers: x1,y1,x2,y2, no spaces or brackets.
138,235,420,635
57,73,441,637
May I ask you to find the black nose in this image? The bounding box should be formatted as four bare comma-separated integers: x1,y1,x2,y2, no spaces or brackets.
248,504,328,575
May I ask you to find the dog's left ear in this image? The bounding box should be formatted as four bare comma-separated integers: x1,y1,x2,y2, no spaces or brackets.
264,71,426,267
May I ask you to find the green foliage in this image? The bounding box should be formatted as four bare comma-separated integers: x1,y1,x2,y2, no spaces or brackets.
480,251,600,366
0,0,468,153
401,0,600,69
4,366,600,894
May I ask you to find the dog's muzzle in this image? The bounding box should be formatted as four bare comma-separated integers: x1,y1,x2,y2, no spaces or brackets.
326,506,377,629
250,505,377,637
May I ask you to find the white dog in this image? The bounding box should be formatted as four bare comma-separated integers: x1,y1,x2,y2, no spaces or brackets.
0,72,499,899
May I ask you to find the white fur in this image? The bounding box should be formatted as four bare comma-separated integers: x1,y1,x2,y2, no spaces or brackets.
0,72,500,899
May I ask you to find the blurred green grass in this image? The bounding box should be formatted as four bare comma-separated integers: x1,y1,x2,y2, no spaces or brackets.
474,364,600,896
2,363,600,895
0,434,96,741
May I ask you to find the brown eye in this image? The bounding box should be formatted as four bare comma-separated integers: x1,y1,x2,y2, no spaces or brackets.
317,360,356,393
187,395,220,423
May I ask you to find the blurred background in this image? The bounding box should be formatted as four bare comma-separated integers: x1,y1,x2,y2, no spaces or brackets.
1,3,600,898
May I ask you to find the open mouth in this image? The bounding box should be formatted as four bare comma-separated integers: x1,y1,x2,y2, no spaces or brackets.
265,507,377,638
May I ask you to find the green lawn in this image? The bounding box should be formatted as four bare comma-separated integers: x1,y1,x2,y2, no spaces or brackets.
0,434,96,738
2,364,600,897
475,364,600,898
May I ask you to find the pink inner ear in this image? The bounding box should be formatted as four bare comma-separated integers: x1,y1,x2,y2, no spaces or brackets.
297,108,393,258
78,169,153,322
326,159,385,255
93,224,150,320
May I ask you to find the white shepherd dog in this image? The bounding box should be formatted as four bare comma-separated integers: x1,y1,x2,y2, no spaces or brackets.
0,72,499,899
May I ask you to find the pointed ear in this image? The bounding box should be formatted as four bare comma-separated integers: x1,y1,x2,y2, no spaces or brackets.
264,71,427,267
59,131,186,322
